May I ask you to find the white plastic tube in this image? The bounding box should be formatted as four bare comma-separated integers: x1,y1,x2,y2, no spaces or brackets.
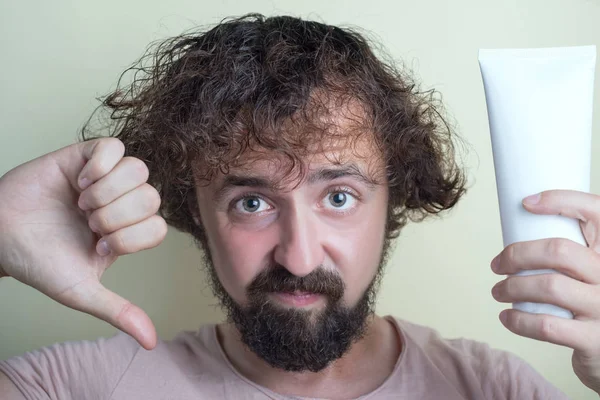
479,46,596,319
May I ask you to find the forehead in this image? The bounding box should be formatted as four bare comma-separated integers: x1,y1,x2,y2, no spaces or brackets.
213,131,386,189
191,93,388,190
228,96,384,180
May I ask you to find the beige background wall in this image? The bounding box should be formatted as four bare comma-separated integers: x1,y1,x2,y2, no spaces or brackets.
1,0,599,398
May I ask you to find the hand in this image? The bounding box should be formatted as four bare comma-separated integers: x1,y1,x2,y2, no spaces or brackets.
0,138,167,350
490,189,600,394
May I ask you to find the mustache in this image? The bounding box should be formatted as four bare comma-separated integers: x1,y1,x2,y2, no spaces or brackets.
247,265,345,300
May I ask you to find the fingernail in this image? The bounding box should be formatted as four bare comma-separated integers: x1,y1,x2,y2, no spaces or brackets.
79,177,91,190
523,193,541,205
97,240,111,256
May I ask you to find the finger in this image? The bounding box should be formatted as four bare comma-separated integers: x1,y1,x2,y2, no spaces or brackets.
492,238,600,285
499,309,599,354
522,190,599,223
49,138,124,192
97,215,167,256
79,157,149,211
492,273,600,319
56,278,157,350
88,183,161,235
77,138,125,190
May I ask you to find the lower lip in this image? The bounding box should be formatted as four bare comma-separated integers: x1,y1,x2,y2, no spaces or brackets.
272,292,322,307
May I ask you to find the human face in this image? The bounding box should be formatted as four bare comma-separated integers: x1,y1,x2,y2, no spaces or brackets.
193,132,390,371
195,136,389,313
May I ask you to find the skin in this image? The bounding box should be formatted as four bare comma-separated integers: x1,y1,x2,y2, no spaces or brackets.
193,132,400,397
491,190,600,393
0,138,163,350
0,138,600,396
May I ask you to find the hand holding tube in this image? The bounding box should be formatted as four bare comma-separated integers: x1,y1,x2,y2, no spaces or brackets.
491,189,600,394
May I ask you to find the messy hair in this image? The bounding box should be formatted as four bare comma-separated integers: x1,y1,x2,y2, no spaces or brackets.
80,13,468,246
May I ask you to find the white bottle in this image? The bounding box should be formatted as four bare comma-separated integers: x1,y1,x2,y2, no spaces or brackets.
479,46,596,319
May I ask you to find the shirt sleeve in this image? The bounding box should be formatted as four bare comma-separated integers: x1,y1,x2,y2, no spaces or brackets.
0,331,140,400
472,342,571,400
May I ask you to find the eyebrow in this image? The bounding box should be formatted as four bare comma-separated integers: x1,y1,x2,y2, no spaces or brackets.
213,164,378,202
307,165,377,186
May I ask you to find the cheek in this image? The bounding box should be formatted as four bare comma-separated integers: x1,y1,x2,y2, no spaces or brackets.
205,216,275,303
326,204,388,302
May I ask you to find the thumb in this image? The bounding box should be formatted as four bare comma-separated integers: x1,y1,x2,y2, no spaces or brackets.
59,279,158,350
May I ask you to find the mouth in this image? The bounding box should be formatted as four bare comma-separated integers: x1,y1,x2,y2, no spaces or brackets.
270,291,323,307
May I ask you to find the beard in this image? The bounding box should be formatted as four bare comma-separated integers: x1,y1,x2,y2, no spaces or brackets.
201,241,390,373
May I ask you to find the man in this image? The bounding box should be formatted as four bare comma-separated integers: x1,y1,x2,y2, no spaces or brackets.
0,13,598,399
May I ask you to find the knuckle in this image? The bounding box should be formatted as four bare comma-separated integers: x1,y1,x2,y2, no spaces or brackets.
540,274,559,294
114,300,135,326
87,158,112,180
89,210,112,233
541,274,562,298
152,216,168,240
84,139,124,181
87,187,108,208
539,316,556,341
110,232,127,254
547,238,570,260
141,184,161,213
103,137,125,156
123,157,149,182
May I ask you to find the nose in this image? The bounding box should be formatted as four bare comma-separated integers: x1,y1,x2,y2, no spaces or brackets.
273,204,325,277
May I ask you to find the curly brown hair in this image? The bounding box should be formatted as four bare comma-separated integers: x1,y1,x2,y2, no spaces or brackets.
80,13,468,247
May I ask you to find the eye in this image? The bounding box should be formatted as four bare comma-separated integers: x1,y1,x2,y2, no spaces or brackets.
323,190,357,211
234,195,271,214
329,192,347,207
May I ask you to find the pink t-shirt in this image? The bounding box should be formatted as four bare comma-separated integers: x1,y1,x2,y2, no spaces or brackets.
0,316,569,399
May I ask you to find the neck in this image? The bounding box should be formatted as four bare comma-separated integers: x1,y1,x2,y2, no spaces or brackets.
217,314,402,399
